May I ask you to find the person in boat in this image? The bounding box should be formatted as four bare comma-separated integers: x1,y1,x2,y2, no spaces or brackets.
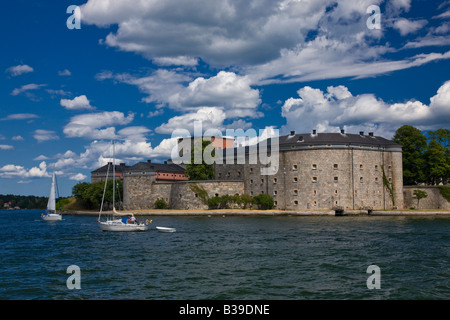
130,214,137,224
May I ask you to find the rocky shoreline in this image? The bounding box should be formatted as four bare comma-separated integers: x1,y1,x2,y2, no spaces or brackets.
63,209,450,216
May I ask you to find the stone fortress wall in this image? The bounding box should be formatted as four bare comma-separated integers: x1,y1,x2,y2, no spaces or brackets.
213,144,403,210
122,131,404,211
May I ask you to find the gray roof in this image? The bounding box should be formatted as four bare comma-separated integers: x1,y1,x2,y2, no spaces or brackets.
125,161,185,173
220,131,401,157
278,132,400,147
91,163,128,174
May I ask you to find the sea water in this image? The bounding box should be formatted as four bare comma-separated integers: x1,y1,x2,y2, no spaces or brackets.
0,210,449,300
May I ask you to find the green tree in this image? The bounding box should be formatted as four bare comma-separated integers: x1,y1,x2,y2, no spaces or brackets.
413,190,428,208
424,140,450,185
252,193,274,210
185,139,215,180
393,125,427,185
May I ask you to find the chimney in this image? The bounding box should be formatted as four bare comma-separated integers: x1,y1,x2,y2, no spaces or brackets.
312,129,316,135
147,160,152,163
290,130,295,136
369,132,374,137
340,129,345,134
164,161,167,164
359,131,364,136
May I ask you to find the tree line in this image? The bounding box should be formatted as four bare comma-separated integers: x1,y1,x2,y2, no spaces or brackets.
72,180,123,210
0,194,48,209
393,125,450,185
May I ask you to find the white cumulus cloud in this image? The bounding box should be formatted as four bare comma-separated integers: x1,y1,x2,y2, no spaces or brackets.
60,95,95,110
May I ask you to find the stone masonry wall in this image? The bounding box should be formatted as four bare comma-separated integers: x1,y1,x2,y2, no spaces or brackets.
123,175,244,210
214,147,403,210
403,186,450,210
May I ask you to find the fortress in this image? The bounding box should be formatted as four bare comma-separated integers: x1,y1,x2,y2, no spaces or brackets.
94,130,404,211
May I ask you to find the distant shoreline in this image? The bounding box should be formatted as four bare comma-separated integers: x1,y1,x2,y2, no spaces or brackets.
62,209,450,217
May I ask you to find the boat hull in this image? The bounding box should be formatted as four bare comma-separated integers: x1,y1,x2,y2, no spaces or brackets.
42,213,62,221
156,226,176,233
99,220,148,232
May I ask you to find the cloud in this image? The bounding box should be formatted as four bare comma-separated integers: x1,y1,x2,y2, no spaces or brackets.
153,56,199,67
393,18,428,36
81,0,450,85
58,69,72,76
69,173,87,181
167,71,261,118
33,130,60,143
11,136,24,141
155,107,227,134
0,113,39,121
34,155,49,161
11,83,46,96
281,80,450,138
101,70,261,119
0,161,50,179
63,111,134,139
60,95,95,110
6,64,34,76
98,69,191,105
0,145,14,150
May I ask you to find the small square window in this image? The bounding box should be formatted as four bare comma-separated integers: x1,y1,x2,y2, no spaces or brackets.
273,178,277,183
293,177,298,182
312,177,317,183
294,200,299,205
333,164,338,169
312,164,317,170
360,177,364,183
334,176,338,182
293,189,298,195
273,190,278,195
293,164,298,170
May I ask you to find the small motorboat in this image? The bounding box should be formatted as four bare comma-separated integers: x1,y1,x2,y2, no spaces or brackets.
156,226,176,233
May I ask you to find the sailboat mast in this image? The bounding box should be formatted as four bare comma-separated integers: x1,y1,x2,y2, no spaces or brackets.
112,139,115,210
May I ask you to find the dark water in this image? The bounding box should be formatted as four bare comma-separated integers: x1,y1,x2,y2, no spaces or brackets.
0,210,449,300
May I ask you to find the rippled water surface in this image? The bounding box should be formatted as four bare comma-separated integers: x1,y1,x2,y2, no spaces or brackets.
0,210,449,299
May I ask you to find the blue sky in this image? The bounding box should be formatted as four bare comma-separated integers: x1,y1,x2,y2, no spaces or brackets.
1,0,450,197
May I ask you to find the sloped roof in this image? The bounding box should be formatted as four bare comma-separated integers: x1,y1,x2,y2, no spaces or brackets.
278,132,400,146
91,163,128,173
220,132,401,157
125,161,185,173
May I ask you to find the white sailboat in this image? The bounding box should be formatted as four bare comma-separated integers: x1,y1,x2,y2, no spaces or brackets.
41,171,62,221
98,140,149,232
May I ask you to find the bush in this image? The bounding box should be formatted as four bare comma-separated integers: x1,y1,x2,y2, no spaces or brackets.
207,196,220,209
252,194,274,210
154,198,169,209
239,194,253,209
